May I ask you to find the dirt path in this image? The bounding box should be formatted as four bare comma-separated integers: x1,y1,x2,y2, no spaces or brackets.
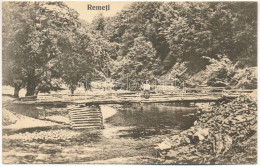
3,115,60,132
2,95,62,133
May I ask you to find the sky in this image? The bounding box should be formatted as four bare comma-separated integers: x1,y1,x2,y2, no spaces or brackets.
64,1,132,23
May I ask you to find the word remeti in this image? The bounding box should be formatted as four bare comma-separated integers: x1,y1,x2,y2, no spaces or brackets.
87,4,110,11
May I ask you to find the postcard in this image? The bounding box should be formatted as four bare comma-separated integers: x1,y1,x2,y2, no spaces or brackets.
2,1,257,164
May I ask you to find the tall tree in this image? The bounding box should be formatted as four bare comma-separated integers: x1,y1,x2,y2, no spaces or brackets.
104,1,257,77
2,2,82,97
112,36,160,86
160,2,257,73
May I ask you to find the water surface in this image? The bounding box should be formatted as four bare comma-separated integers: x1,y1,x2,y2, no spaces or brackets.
105,103,198,138
3,102,198,163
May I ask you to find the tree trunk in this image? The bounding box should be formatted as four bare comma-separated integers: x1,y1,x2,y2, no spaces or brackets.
70,85,76,95
71,88,75,95
26,70,37,96
26,83,37,96
83,81,91,91
13,85,21,98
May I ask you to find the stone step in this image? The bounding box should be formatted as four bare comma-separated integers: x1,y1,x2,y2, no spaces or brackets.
69,106,103,129
71,118,102,122
69,111,101,115
71,120,102,123
70,110,101,114
70,115,102,119
72,126,102,129
71,121,102,125
71,123,103,127
69,114,102,118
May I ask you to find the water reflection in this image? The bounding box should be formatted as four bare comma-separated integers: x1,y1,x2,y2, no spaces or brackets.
105,103,198,138
5,102,198,139
3,102,199,163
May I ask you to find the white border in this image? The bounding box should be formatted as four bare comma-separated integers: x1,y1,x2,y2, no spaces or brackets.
0,1,259,166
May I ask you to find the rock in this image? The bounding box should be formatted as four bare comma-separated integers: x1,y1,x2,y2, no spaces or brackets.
2,108,18,126
157,94,256,163
157,139,172,150
184,136,191,144
194,128,209,141
165,150,178,158
197,134,205,141
223,135,232,154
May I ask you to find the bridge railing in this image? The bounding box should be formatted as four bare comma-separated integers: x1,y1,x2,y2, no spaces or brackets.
152,86,253,97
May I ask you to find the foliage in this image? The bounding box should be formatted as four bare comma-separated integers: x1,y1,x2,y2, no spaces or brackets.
2,1,257,95
102,2,257,81
201,55,235,87
55,26,92,94
187,56,257,89
2,2,83,96
159,62,187,86
231,67,257,89
111,36,160,87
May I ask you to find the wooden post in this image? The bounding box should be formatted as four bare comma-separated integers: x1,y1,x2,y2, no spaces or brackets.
154,79,157,94
182,81,185,98
126,74,129,91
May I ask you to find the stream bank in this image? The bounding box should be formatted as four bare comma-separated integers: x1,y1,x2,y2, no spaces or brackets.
3,93,256,164
3,99,198,164
156,94,257,164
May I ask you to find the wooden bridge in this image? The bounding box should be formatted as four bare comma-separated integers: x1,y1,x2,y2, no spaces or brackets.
20,88,248,105
17,87,253,130
71,86,243,105
73,95,228,105
67,93,239,129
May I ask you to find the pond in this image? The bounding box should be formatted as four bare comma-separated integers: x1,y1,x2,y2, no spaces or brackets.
104,103,198,138
3,102,199,164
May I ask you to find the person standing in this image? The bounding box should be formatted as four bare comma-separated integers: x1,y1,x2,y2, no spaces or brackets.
142,80,151,99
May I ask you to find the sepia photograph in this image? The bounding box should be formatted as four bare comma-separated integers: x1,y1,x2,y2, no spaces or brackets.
2,1,257,164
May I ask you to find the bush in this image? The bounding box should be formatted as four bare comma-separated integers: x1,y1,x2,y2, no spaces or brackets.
186,56,257,89
231,67,257,89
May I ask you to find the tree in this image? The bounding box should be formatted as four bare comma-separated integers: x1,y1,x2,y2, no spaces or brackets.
160,2,257,73
56,27,93,94
112,36,160,87
104,1,256,88
91,13,105,32
2,2,82,97
56,14,117,94
3,2,36,97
